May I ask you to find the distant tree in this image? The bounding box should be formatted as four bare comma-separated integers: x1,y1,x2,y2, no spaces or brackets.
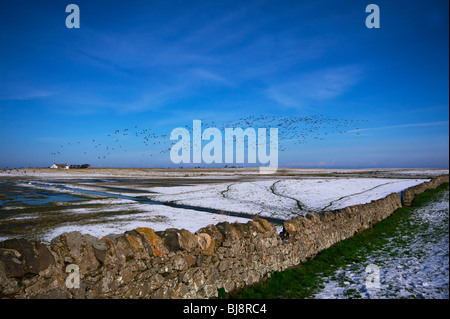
80,164,90,169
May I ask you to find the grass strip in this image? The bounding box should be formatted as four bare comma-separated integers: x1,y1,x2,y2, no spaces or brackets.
230,183,449,299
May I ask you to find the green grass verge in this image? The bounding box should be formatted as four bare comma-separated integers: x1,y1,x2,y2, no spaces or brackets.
229,182,449,299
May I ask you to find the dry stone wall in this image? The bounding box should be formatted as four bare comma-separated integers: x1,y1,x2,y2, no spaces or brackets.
400,174,448,206
0,175,448,299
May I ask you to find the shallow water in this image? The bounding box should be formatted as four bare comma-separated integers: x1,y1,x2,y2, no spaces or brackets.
0,182,86,206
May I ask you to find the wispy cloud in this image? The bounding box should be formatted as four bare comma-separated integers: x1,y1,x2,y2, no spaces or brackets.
0,85,58,101
190,68,233,86
266,65,363,108
346,121,450,133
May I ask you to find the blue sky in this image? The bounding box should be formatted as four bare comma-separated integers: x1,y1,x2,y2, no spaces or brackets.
0,0,448,169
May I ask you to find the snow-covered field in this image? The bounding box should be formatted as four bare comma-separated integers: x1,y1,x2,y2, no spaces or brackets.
147,178,429,220
313,189,449,299
0,168,447,243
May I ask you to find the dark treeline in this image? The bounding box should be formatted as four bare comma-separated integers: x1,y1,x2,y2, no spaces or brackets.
69,164,90,169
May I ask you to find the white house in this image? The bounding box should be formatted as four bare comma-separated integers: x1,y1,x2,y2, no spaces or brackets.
50,163,69,169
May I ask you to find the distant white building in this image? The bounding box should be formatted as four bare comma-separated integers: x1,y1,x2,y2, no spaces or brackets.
50,163,69,169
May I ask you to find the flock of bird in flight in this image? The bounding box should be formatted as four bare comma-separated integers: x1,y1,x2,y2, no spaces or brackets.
49,114,368,162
